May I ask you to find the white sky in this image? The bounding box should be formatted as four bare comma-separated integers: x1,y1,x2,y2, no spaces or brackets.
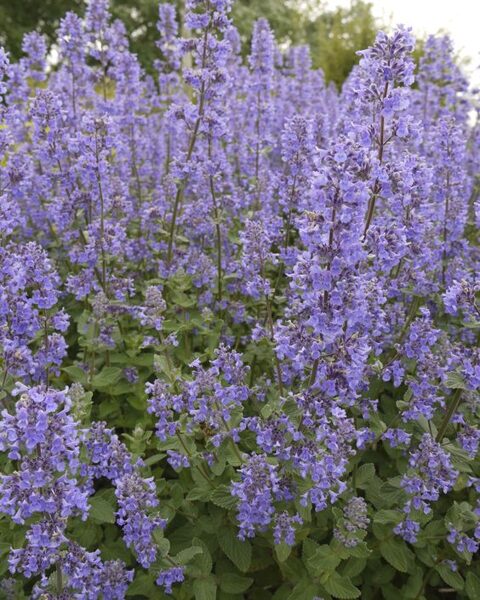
326,0,480,88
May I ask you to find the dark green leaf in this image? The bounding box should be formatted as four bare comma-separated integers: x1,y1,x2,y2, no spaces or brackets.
89,496,116,524
175,546,203,565
445,371,467,390
219,573,254,594
91,367,122,388
380,538,412,573
323,572,361,599
218,527,252,572
274,542,292,563
193,576,217,600
210,485,237,509
466,572,480,599
435,564,464,591
355,463,375,488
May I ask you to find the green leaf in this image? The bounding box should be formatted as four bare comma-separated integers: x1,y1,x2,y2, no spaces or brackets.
153,531,170,557
323,572,361,599
62,365,88,385
355,463,375,489
435,564,464,591
306,544,341,574
91,367,122,388
274,543,292,563
218,527,252,572
192,537,213,575
187,487,212,502
219,573,254,594
374,509,403,526
445,371,467,390
380,538,412,573
89,496,116,524
466,572,480,599
193,576,217,600
210,485,237,509
341,557,366,579
347,542,371,559
401,566,423,599
175,546,203,565
143,453,165,467
286,580,318,600
127,572,156,596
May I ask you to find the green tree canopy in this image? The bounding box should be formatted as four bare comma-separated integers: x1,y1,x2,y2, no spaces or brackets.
0,0,379,85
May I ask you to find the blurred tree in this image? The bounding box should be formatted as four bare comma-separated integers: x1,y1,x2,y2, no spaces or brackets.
305,0,377,86
0,0,83,59
0,0,379,85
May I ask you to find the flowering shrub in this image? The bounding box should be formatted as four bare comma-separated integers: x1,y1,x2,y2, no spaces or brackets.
0,1,479,598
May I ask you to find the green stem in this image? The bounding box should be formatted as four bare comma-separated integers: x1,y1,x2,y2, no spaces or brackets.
166,26,210,264
436,388,462,442
208,136,223,303
56,563,63,595
363,81,389,239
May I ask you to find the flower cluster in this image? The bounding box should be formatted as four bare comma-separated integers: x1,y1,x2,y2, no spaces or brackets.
0,0,479,596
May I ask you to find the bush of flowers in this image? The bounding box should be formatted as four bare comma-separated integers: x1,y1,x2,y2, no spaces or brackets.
0,0,479,598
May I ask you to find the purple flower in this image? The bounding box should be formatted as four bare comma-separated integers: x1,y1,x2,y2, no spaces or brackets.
156,566,185,594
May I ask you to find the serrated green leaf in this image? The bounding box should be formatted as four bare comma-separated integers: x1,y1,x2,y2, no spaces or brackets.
91,367,122,388
62,365,88,385
466,572,480,599
126,572,156,596
210,485,237,509
193,537,213,574
275,543,292,563
175,546,203,565
306,544,341,575
435,564,464,591
347,542,371,559
89,495,116,524
218,527,252,572
193,576,217,600
341,557,366,578
401,566,423,599
219,573,254,594
445,371,467,390
143,452,165,467
323,572,361,599
380,538,412,573
374,509,403,525
356,463,375,488
187,487,212,502
153,531,170,557
287,579,318,600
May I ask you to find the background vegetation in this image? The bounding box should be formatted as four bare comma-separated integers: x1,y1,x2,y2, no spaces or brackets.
0,0,378,86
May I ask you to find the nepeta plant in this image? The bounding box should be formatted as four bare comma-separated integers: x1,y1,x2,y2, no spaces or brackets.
0,0,478,598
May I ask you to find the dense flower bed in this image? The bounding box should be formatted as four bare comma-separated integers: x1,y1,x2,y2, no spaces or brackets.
0,0,479,598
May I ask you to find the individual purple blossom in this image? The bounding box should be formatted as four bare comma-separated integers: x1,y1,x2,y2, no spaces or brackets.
394,518,421,544
443,279,480,320
334,496,369,547
0,384,87,524
167,450,190,470
447,526,479,554
115,472,165,568
401,433,458,515
0,47,9,96
231,454,281,540
156,566,185,594
383,428,412,448
21,32,47,81
156,3,181,73
273,512,302,546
